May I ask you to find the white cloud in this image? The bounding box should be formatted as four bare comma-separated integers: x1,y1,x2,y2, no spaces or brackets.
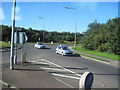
11,6,22,20
0,8,5,20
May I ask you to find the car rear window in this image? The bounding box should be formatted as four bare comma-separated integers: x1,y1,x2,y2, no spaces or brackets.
38,43,43,45
62,47,69,50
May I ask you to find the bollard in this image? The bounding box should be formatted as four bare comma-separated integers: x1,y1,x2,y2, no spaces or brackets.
79,72,94,90
14,55,17,64
22,52,26,63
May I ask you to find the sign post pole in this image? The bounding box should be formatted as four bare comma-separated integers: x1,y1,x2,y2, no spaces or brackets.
14,30,17,64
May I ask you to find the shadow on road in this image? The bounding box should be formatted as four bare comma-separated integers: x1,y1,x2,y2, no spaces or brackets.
14,68,45,72
63,54,81,57
64,67,88,70
39,48,51,49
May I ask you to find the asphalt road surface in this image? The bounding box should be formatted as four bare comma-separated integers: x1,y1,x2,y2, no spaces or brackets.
1,44,120,89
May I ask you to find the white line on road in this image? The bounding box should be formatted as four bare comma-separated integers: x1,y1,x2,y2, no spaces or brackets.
28,60,41,62
28,60,51,65
40,67,66,71
52,73,81,80
41,59,82,77
55,78,74,88
33,62,51,65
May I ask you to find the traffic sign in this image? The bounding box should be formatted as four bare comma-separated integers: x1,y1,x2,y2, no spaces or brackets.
14,32,28,44
79,72,94,89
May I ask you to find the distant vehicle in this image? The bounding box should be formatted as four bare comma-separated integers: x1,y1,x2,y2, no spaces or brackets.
56,45,73,56
34,43,46,49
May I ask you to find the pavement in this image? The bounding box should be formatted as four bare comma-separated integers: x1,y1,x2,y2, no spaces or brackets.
2,62,74,89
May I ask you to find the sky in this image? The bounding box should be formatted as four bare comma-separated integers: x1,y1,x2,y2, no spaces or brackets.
1,1,118,33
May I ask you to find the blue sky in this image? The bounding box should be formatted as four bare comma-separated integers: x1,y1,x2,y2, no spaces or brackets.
1,2,118,33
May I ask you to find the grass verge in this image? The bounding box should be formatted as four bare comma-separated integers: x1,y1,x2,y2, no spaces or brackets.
0,41,11,50
73,52,109,62
72,46,119,61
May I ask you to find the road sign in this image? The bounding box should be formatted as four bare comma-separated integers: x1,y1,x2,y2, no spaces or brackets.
79,72,94,89
14,32,28,44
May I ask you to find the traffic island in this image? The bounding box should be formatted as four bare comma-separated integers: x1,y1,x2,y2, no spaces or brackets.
2,62,73,89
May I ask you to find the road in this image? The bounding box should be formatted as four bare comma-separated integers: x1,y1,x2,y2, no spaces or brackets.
1,44,119,89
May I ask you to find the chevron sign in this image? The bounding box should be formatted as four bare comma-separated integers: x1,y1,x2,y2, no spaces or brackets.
14,32,28,44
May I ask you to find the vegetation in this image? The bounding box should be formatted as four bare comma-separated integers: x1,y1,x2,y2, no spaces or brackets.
0,25,83,44
73,52,109,62
72,46,119,61
0,41,11,49
81,18,120,55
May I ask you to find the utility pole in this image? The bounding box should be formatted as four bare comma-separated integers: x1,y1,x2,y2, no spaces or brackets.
10,0,16,69
74,15,77,49
38,17,45,43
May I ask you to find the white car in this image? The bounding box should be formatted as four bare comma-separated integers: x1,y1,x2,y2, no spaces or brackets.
34,43,46,49
56,45,73,56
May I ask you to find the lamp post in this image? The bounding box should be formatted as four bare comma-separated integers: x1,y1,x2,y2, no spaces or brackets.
65,7,77,49
10,0,16,69
38,17,45,43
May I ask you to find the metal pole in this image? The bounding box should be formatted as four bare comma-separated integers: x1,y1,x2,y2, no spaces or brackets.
10,0,16,69
38,17,45,43
65,7,77,49
14,29,17,64
43,19,45,43
21,44,23,65
74,15,77,49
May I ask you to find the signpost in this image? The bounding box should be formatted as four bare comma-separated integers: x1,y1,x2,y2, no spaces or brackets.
14,32,28,44
14,32,28,64
79,72,94,89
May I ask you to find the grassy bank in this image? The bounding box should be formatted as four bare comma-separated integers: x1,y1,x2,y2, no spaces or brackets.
72,46,119,61
0,41,11,49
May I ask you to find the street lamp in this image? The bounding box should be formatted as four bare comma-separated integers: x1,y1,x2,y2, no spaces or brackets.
10,0,16,69
38,17,45,43
65,7,77,49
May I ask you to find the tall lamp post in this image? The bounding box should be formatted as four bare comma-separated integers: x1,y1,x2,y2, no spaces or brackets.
65,7,77,49
10,0,16,69
38,17,45,43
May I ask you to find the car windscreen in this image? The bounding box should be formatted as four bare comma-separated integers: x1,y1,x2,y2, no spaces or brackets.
62,47,69,50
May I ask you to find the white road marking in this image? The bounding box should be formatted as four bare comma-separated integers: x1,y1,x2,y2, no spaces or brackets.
55,78,74,88
28,60,41,62
40,67,66,71
28,60,51,65
41,59,82,77
52,73,80,80
33,62,51,65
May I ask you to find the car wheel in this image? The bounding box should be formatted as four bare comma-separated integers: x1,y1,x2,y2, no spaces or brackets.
62,52,64,56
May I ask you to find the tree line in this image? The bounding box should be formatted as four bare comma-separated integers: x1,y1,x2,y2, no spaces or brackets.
0,17,119,55
0,25,83,44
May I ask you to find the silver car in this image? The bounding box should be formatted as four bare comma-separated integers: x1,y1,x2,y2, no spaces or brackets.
56,45,73,56
34,43,46,49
